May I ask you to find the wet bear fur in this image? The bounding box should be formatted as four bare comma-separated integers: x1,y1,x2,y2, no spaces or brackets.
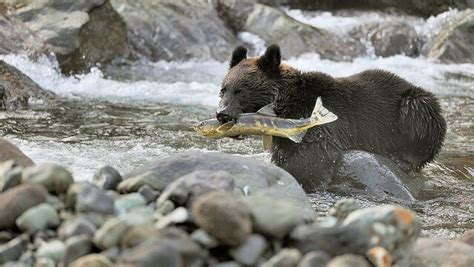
216,45,446,190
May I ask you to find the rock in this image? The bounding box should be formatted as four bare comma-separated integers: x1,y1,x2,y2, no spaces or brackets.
110,0,238,62
155,199,175,216
58,216,96,240
56,0,128,74
457,229,474,246
297,251,331,267
157,170,235,207
191,229,219,249
0,184,48,229
35,240,66,263
124,151,315,219
138,184,160,203
46,194,65,210
0,138,34,167
326,254,370,267
119,206,154,226
241,195,308,239
65,182,89,209
15,203,60,232
328,198,360,221
369,22,419,57
211,262,242,267
35,257,56,267
120,224,157,248
408,238,474,267
93,218,129,250
330,150,423,203
70,254,112,267
64,235,92,266
0,234,28,264
75,184,114,214
0,59,55,111
426,9,474,63
216,1,364,60
230,234,268,266
0,12,47,55
114,193,146,214
92,165,122,191
192,191,252,246
118,227,205,267
0,160,23,192
22,163,74,195
117,171,168,193
155,207,189,229
261,248,302,267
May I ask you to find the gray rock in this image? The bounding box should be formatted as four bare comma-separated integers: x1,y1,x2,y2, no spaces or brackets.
15,203,60,232
157,170,235,207
155,199,175,216
118,227,205,267
64,235,92,266
124,151,315,219
93,218,129,250
119,206,154,226
58,216,97,240
192,191,252,246
65,182,89,209
191,229,219,249
35,257,56,267
46,194,65,210
92,166,122,191
155,207,189,230
0,160,23,192
211,262,242,267
408,238,474,267
75,184,114,214
0,138,33,167
0,60,55,111
457,229,474,246
120,224,158,248
217,1,364,60
261,248,302,267
70,254,112,267
0,184,48,229
426,9,474,63
230,234,268,266
35,240,66,263
110,0,238,62
297,251,331,267
328,198,360,221
326,254,370,267
331,150,423,203
0,12,47,56
114,193,146,214
138,184,160,203
22,163,74,195
0,234,28,264
369,22,419,57
242,195,309,239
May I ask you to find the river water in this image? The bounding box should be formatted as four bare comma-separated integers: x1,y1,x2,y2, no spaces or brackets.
0,9,472,239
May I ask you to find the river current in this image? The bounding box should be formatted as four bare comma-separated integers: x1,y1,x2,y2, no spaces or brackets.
0,9,472,239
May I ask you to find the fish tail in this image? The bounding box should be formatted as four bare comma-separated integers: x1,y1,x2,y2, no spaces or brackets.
310,97,338,125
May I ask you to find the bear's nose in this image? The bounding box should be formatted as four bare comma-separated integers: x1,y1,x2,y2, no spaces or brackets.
216,112,232,123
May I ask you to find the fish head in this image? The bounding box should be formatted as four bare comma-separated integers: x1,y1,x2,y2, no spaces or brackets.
193,119,224,138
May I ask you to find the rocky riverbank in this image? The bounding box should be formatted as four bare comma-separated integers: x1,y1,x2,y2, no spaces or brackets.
0,0,473,75
0,141,473,267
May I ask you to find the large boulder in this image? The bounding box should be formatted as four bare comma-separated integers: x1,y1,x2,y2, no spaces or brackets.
261,0,474,17
0,60,55,110
121,151,316,219
216,1,364,60
110,0,238,62
0,138,34,167
408,238,474,267
425,9,474,64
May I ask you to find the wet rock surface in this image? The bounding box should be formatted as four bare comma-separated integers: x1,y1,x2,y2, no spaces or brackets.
409,238,474,267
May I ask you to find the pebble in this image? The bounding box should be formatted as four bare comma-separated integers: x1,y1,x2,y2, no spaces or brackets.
93,218,129,250
261,248,302,267
70,254,112,267
138,184,160,203
326,254,370,267
328,198,360,221
0,160,22,192
75,185,114,214
0,234,28,264
114,193,146,214
64,235,92,266
457,229,474,246
230,234,268,266
155,207,189,229
297,251,331,267
191,229,219,249
16,203,60,232
192,191,252,246
117,171,167,193
0,184,48,229
58,216,97,240
93,166,122,190
120,224,157,248
119,206,154,226
35,240,66,263
22,163,73,195
155,199,175,216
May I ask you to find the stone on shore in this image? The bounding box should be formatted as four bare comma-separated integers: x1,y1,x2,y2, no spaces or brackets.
92,166,122,191
35,240,66,264
0,160,23,192
22,163,74,195
70,254,112,267
0,234,28,264
75,184,114,214
64,235,92,266
58,216,97,240
15,203,60,232
93,217,129,250
229,234,268,266
0,138,34,167
408,238,474,267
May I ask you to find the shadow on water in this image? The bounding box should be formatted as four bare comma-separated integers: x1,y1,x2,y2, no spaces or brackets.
0,94,472,239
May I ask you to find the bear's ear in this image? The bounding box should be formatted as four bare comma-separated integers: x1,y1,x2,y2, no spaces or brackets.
230,46,247,68
257,44,281,76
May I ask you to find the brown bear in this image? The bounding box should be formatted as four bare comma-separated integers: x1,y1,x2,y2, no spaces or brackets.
216,45,446,190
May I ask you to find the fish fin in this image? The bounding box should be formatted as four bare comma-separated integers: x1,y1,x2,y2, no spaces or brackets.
310,97,338,125
256,103,277,117
288,130,306,143
217,121,235,132
262,135,272,150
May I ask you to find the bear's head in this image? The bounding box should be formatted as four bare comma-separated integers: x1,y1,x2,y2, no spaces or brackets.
216,44,283,123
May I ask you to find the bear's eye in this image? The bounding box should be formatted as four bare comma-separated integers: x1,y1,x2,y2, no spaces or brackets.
219,87,227,96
